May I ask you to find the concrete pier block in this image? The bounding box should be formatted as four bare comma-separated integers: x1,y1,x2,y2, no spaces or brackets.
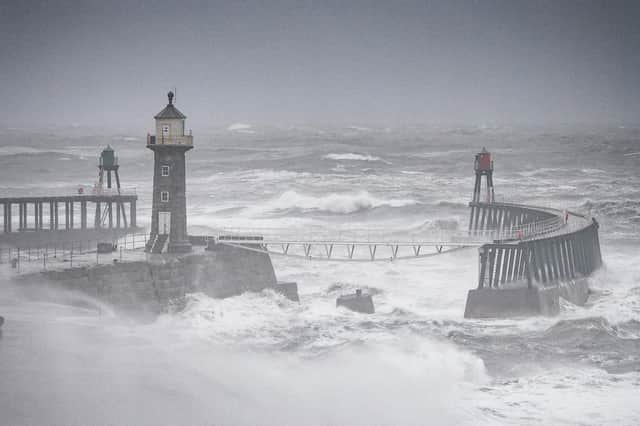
464,286,559,318
558,278,589,306
270,282,299,302
336,289,375,314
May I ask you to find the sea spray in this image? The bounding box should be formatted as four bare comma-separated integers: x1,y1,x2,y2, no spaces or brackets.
252,190,419,215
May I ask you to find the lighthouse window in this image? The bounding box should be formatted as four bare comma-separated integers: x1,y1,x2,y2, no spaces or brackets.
161,165,170,176
162,125,170,136
161,191,169,202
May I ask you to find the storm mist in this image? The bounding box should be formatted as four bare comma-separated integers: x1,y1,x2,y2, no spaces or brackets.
1,1,640,425
2,0,639,128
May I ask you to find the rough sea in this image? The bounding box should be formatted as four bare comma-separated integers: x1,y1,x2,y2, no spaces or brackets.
0,124,639,425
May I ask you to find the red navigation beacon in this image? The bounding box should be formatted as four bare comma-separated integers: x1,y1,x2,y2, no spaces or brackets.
475,148,493,172
471,147,495,206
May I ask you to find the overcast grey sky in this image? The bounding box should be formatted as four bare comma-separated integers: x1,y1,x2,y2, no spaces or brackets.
1,0,639,128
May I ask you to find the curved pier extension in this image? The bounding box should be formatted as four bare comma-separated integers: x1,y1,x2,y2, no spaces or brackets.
464,202,602,318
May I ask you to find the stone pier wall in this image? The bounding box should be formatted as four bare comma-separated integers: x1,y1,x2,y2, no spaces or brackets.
465,202,603,318
21,243,279,315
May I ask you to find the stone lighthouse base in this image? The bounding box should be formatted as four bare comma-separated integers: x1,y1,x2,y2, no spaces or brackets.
167,241,192,254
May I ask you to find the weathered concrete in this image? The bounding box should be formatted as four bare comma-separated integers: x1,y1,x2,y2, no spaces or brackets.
272,282,300,302
199,243,277,297
22,244,281,316
468,196,602,318
558,278,590,306
0,227,142,250
464,286,560,318
336,290,375,314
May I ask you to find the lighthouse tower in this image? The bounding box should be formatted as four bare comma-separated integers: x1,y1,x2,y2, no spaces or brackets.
146,91,193,254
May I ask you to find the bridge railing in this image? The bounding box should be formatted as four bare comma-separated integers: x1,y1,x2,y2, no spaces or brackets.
212,226,488,244
477,214,566,241
468,200,583,241
211,209,572,246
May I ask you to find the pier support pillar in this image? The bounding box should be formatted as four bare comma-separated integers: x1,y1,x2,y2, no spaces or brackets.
81,201,87,229
18,203,24,231
6,203,11,232
64,202,69,230
49,201,54,230
95,202,101,228
54,201,59,230
39,202,43,230
130,201,136,228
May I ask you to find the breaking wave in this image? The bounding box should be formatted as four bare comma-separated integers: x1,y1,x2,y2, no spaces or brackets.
543,316,622,343
410,218,461,232
437,200,468,209
580,199,640,221
258,190,418,214
324,153,390,164
227,122,255,134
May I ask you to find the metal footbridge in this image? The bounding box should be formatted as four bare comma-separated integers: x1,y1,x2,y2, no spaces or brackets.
211,202,579,262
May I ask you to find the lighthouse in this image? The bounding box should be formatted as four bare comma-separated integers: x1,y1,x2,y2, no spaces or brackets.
146,91,193,253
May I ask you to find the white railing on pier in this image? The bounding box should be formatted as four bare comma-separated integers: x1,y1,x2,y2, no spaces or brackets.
214,226,488,246
213,213,574,246
0,233,149,272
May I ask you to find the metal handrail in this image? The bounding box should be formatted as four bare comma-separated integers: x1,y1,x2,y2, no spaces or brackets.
0,233,149,270
211,199,590,245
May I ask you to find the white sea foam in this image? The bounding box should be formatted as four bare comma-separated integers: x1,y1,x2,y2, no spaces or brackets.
190,169,313,187
237,169,312,182
473,367,640,425
0,146,45,156
227,122,255,133
324,152,391,164
411,149,469,159
255,190,418,214
345,125,372,132
3,126,640,424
